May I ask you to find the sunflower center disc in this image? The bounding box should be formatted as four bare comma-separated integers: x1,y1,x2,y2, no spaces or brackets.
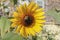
24,16,33,26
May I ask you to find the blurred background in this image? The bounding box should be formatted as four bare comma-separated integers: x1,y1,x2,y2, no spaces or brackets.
0,0,60,40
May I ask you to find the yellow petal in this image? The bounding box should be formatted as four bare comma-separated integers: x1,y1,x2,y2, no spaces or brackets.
20,26,28,37
28,2,35,10
23,3,27,14
35,16,45,20
25,27,30,35
28,28,35,36
16,5,24,14
13,12,18,17
35,20,46,23
35,8,44,13
39,24,44,26
10,19,18,22
16,25,22,33
23,3,27,8
33,26,42,33
11,23,17,27
32,4,39,12
33,23,42,32
20,27,24,36
35,20,44,26
34,12,45,17
24,27,29,37
16,7,20,13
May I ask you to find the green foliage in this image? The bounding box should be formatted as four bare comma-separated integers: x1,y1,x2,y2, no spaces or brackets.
0,16,11,38
13,0,17,5
0,16,22,40
10,0,17,5
46,8,60,23
3,32,22,40
32,36,37,40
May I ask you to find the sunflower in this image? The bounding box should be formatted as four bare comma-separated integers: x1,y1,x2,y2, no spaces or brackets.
10,2,45,37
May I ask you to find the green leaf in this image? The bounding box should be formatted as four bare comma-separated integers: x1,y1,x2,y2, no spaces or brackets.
0,36,2,40
3,32,22,40
46,8,60,23
13,0,17,5
32,36,37,40
10,0,17,5
0,16,11,38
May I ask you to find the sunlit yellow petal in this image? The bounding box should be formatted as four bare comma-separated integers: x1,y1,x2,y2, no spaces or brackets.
13,12,18,17
35,20,45,23
11,23,17,27
16,5,24,14
28,2,35,10
33,26,42,33
32,4,39,11
33,23,42,32
35,8,44,13
20,27,24,36
34,12,45,17
25,27,30,35
10,19,18,22
16,25,22,33
28,28,35,36
35,16,45,20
